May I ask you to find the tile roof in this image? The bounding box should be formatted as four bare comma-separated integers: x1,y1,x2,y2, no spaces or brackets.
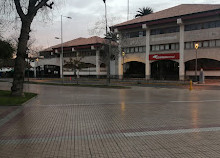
43,36,107,52
113,4,220,28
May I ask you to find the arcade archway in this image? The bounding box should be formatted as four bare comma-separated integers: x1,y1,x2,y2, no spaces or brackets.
185,58,220,71
151,60,179,80
124,61,145,78
185,58,220,78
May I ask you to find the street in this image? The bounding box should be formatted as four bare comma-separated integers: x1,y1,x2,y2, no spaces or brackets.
0,82,220,157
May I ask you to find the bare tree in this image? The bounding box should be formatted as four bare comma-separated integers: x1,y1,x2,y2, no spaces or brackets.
0,0,55,96
64,55,85,84
10,32,42,58
88,17,120,85
100,31,119,85
88,16,122,37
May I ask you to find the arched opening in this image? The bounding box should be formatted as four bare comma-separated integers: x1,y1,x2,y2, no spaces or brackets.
151,60,179,80
124,61,145,78
185,58,220,79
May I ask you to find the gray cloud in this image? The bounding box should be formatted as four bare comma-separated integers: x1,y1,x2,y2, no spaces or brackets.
3,0,219,48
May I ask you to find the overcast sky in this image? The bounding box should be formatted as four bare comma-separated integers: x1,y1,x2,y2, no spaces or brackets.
3,0,220,49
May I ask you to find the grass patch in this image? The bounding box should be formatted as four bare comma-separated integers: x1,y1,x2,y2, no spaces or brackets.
25,81,130,89
0,90,37,106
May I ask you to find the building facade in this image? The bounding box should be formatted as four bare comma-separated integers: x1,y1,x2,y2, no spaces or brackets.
112,4,220,80
37,36,117,78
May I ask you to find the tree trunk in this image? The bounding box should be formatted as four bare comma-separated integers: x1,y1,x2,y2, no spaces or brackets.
11,21,31,96
106,40,111,85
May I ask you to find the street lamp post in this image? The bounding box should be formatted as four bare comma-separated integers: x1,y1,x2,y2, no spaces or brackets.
35,58,39,78
103,0,108,35
103,0,111,84
59,15,71,80
122,51,125,79
194,43,199,82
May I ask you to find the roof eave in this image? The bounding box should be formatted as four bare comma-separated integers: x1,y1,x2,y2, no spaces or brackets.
112,9,220,31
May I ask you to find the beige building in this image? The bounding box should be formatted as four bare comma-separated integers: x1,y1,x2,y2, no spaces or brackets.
38,36,117,78
112,4,220,80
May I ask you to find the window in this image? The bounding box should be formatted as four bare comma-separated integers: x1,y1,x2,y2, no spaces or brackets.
150,26,179,35
156,45,160,51
160,45,164,50
139,31,143,37
123,31,146,39
203,41,209,47
135,47,139,52
196,24,203,30
216,40,220,47
126,48,130,53
130,32,138,38
185,20,220,31
203,22,209,29
139,47,143,52
209,40,216,47
190,42,194,49
171,44,176,50
198,42,202,48
185,42,191,49
160,29,165,34
152,45,156,51
130,47,134,53
216,21,220,27
185,25,191,31
123,33,130,38
190,24,196,30
165,44,169,50
209,21,216,28
151,30,156,35
175,44,179,50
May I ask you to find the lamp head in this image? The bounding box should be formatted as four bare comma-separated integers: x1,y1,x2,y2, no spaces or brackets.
195,43,199,50
122,52,125,56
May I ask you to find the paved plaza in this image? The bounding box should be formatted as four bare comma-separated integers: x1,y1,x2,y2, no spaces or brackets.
0,82,220,157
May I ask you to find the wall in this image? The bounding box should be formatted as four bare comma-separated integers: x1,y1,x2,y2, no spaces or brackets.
37,58,60,67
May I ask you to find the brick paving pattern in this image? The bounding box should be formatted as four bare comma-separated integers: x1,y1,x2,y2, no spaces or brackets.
0,82,220,157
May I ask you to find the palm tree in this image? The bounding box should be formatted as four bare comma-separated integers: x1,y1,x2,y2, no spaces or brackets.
135,7,153,18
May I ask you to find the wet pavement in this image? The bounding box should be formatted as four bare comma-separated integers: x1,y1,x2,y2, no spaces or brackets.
0,82,220,157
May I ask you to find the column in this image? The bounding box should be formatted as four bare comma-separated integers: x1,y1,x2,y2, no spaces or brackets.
96,50,100,78
178,18,185,80
143,24,150,80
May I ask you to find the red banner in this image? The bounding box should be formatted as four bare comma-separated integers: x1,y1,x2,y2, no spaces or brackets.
149,53,179,60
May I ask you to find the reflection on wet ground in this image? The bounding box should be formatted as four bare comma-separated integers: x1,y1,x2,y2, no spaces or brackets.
0,82,220,157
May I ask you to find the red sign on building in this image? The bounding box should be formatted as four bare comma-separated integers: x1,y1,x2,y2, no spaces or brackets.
149,53,180,60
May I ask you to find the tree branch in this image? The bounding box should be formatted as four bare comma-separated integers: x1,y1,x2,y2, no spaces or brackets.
28,0,38,11
14,0,25,20
34,0,54,13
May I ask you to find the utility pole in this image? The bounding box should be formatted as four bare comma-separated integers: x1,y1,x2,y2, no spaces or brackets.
127,0,129,20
